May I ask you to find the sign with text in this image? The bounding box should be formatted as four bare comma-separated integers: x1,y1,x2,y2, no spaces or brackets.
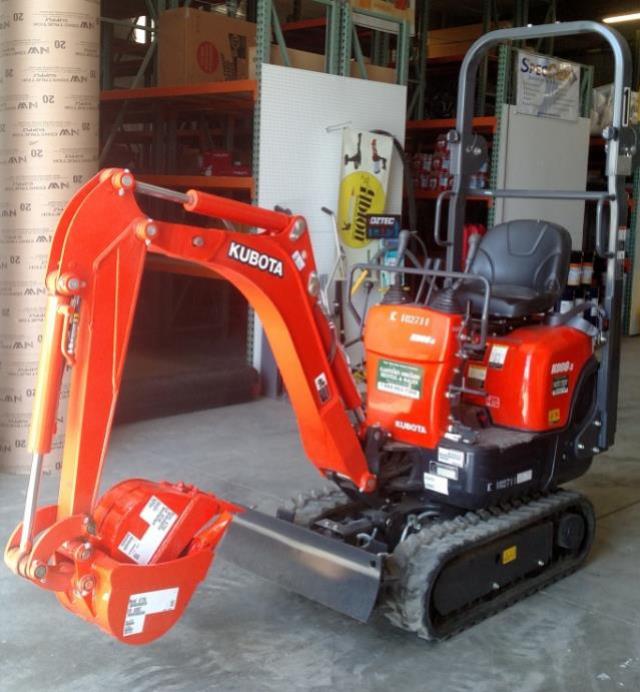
516,51,580,121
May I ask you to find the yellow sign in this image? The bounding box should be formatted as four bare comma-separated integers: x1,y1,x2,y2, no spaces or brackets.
338,171,385,249
548,408,561,424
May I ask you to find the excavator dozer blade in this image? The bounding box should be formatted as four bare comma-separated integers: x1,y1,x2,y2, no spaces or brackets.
217,509,382,622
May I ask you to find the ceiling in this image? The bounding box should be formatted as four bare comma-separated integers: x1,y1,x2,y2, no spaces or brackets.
102,0,640,31
426,0,640,27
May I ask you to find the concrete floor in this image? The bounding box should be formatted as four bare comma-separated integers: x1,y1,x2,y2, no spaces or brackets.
2,341,640,692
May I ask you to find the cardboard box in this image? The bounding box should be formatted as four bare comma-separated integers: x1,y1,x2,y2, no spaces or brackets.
359,61,396,84
349,0,415,35
158,8,256,86
427,22,511,60
248,46,325,78
248,46,396,84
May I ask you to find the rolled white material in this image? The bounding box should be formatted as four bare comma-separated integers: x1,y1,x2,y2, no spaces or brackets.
0,1,99,473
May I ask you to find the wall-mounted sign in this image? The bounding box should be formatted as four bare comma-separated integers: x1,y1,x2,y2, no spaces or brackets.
516,50,580,122
338,129,393,249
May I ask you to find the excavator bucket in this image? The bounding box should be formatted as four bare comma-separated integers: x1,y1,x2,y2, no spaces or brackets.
217,509,382,622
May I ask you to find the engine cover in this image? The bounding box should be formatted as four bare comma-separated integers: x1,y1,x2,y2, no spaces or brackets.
464,324,593,431
363,303,462,448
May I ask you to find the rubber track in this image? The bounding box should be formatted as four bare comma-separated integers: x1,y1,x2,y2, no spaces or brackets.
283,486,352,527
383,489,595,640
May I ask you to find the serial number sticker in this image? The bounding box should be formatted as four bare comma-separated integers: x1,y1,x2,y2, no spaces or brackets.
433,463,459,481
467,364,487,388
517,469,533,484
437,447,465,468
118,496,178,565
123,587,179,638
423,472,449,495
314,372,330,404
376,359,423,400
552,375,569,396
488,344,509,368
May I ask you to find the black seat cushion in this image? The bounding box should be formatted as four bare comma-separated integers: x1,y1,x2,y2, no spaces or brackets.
457,219,572,318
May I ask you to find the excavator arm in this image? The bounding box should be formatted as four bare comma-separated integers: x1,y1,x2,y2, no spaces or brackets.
4,169,376,644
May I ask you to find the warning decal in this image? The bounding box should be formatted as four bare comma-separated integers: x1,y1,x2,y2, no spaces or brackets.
118,496,178,565
123,587,179,637
488,344,509,369
467,364,487,389
423,472,449,495
376,359,424,400
552,375,569,396
437,447,465,468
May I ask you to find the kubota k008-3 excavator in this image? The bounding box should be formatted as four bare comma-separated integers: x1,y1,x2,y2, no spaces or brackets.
5,21,637,644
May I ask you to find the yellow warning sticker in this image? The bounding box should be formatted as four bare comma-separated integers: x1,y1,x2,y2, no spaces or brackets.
501,545,517,565
548,408,561,424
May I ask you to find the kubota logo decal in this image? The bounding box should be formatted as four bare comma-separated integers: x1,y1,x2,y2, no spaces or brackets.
395,420,427,434
227,242,284,278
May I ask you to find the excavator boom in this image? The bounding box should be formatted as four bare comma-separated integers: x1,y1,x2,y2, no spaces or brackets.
4,169,379,644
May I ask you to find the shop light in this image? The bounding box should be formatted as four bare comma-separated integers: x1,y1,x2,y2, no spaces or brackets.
603,11,640,24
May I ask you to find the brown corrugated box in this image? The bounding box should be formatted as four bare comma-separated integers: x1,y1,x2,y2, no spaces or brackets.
248,46,396,84
428,22,511,59
349,0,415,34
158,8,256,86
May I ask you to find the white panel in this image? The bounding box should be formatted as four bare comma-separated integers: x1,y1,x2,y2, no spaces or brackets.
494,104,590,249
256,65,407,369
258,64,406,274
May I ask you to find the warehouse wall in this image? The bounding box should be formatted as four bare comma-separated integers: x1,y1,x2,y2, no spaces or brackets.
0,1,99,473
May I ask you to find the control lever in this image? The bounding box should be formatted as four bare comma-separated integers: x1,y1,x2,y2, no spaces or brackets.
391,229,411,290
320,207,347,315
395,229,411,267
453,233,482,289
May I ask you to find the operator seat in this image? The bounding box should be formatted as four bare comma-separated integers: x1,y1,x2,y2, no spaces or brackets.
458,219,572,318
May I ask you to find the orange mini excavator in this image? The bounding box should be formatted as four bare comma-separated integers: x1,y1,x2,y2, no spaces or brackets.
5,21,637,644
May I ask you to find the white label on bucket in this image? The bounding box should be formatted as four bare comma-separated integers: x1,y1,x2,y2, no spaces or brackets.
117,496,178,565
123,587,179,637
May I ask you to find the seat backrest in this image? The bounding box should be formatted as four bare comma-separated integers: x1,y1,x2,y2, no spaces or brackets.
469,219,572,298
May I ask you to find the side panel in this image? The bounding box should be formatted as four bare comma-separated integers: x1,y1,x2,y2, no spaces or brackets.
465,325,593,431
364,304,462,447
